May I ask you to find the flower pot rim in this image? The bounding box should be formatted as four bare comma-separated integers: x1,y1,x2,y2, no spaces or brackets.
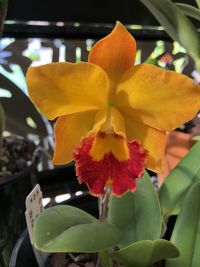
9,230,28,267
0,156,39,187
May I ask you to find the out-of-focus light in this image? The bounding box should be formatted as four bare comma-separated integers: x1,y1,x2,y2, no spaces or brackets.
27,21,50,26
127,25,164,31
74,22,80,27
26,117,37,129
56,22,64,27
42,197,51,206
3,131,11,137
5,20,17,24
76,47,81,62
0,88,12,98
86,39,94,52
55,193,71,203
75,191,83,196
128,25,143,30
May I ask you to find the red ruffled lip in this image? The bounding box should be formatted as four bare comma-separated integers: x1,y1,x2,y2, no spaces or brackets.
73,133,148,197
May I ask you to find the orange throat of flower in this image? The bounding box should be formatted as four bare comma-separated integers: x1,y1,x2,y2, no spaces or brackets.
73,131,148,197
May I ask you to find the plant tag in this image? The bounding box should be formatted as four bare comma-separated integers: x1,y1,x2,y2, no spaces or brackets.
25,184,44,244
25,184,49,267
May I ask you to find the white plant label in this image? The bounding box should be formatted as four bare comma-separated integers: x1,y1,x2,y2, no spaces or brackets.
25,184,44,244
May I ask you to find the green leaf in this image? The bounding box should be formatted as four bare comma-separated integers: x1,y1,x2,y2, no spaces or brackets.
193,135,200,141
108,172,161,247
159,141,200,218
99,250,110,267
166,181,200,267
175,3,200,21
33,205,121,253
140,0,200,64
112,239,179,267
196,0,200,9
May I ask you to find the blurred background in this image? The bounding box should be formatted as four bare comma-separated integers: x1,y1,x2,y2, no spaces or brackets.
1,0,199,161
0,1,200,266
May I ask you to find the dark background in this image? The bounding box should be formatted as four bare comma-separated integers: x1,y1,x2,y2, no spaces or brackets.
6,0,199,26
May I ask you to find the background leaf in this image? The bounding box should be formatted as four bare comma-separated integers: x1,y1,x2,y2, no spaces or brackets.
112,239,179,267
108,172,161,247
159,141,200,218
0,102,5,145
166,181,200,267
140,0,200,66
33,205,120,253
196,0,200,9
175,3,200,21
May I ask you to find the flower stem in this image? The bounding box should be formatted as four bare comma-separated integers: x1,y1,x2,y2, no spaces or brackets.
97,187,112,267
99,186,111,223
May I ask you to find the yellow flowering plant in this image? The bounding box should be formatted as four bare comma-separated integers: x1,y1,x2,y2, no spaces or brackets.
26,22,200,267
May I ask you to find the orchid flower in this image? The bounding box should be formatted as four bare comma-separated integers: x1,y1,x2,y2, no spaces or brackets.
26,22,200,197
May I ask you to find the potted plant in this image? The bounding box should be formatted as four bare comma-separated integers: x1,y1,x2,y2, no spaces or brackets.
0,104,40,267
10,147,200,267
10,21,200,267
0,3,42,263
9,170,99,267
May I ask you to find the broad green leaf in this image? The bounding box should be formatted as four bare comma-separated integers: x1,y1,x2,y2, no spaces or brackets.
108,172,161,247
166,181,200,267
140,0,200,64
159,141,200,218
33,205,120,253
112,239,179,267
196,0,200,9
175,3,200,21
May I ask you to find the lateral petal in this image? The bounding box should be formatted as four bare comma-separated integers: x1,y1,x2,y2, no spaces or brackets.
88,21,136,82
52,111,96,164
27,62,109,120
123,115,167,173
116,64,200,131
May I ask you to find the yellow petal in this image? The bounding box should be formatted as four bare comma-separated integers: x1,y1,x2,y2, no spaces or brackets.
52,111,96,164
26,62,109,120
89,132,130,161
116,64,200,131
88,21,136,82
110,107,127,137
123,115,167,172
90,107,128,161
92,107,126,136
92,108,108,133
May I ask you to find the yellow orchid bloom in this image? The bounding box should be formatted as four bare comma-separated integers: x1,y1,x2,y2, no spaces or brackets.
26,22,200,196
